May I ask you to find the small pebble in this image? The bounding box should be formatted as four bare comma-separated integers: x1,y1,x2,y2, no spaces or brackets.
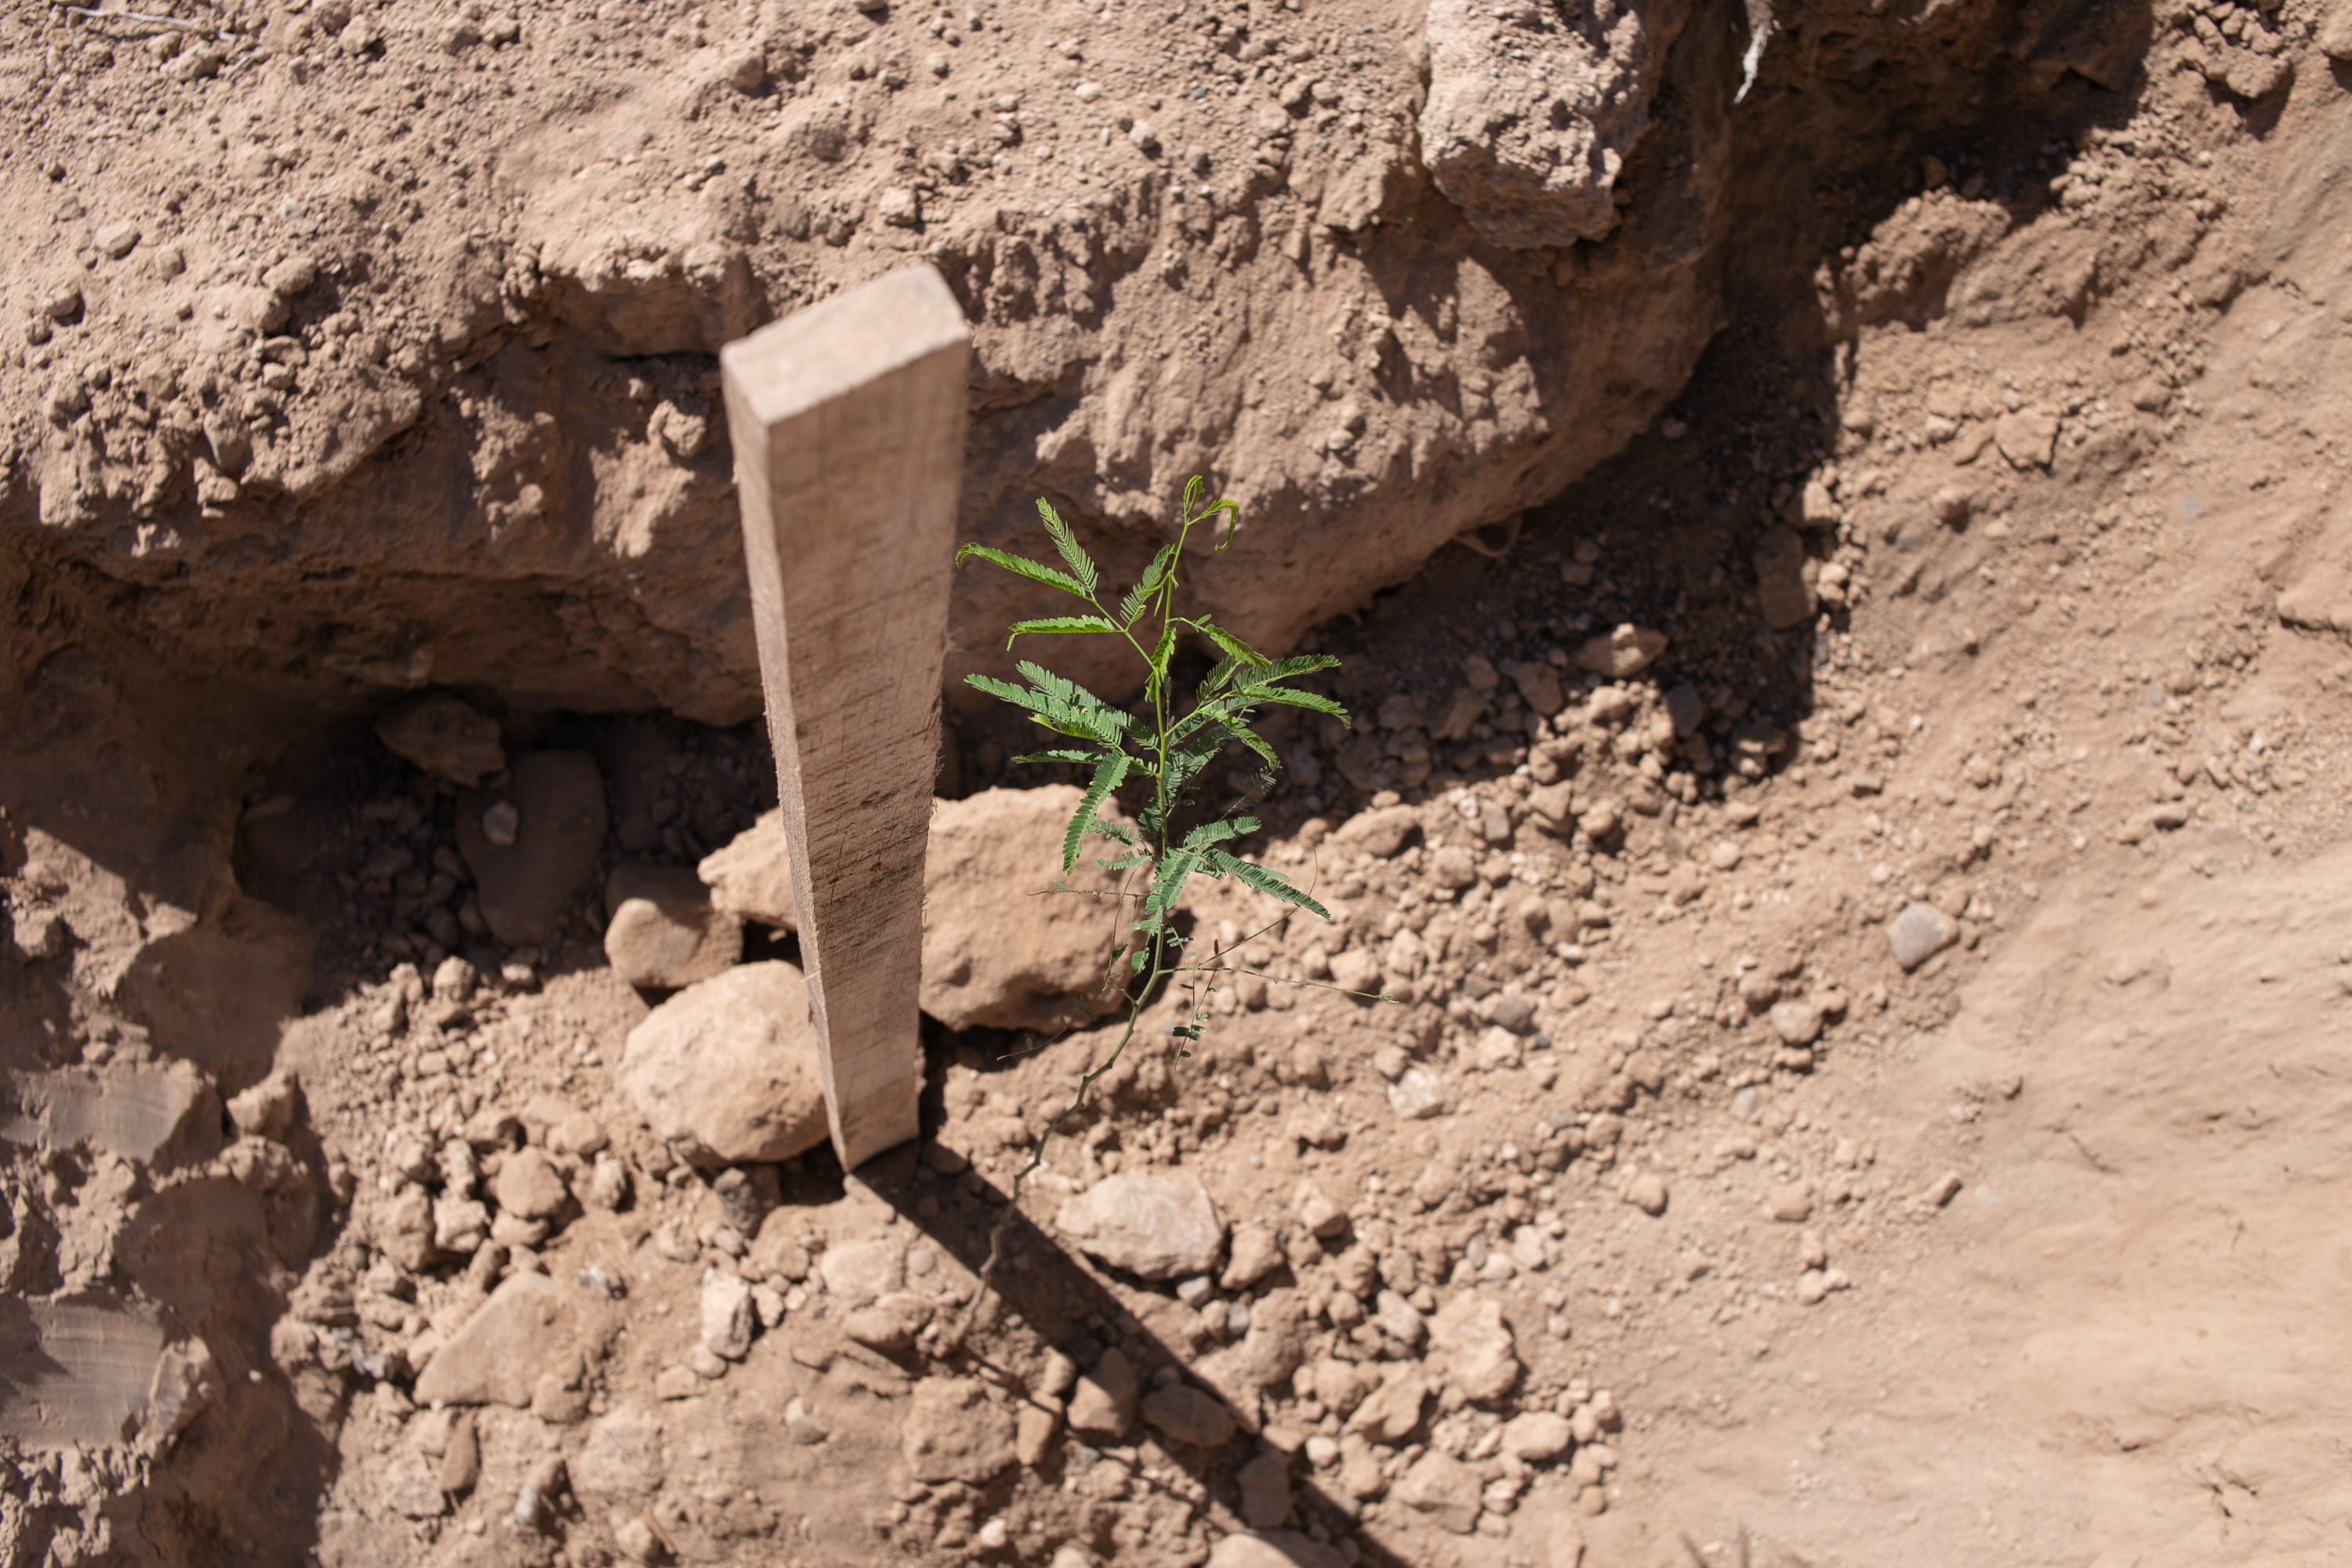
1621,1172,1668,1216
1768,1001,1824,1047
785,1396,829,1445
1298,1183,1346,1238
1886,902,1958,971
481,800,521,847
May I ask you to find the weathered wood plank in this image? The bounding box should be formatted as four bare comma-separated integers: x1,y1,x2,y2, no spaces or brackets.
719,266,970,1169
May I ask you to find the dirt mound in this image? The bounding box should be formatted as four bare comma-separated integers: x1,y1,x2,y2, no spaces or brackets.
5,1,2352,1566
8,0,2117,720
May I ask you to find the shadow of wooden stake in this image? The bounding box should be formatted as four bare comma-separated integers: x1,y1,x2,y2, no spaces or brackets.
855,1147,1414,1568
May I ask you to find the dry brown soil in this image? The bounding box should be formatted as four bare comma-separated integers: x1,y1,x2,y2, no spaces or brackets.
5,2,2352,1567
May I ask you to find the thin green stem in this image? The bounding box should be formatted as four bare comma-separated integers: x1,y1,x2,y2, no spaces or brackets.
952,935,1174,1349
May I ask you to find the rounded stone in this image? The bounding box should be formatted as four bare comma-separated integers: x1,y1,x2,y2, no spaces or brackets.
615,962,827,1167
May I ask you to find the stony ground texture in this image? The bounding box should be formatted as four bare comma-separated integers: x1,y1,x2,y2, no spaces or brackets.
5,2,2352,1568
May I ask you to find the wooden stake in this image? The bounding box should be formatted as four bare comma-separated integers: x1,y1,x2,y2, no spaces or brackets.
719,266,969,1170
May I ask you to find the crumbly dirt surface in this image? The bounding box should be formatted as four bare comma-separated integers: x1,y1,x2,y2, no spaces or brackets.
6,2,2352,1568
0,0,2147,720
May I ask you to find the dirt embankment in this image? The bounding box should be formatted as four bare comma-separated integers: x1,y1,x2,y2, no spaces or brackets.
5,1,2352,1566
10,0,2131,718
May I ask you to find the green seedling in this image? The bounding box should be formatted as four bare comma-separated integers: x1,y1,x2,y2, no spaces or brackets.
951,477,1377,1323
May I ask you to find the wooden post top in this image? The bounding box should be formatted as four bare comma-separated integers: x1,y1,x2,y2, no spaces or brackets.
720,267,971,430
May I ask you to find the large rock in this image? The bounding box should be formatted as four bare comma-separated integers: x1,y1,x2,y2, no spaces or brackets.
414,1272,575,1407
696,786,1134,1033
1418,0,1691,248
697,811,797,930
921,787,1131,1032
902,1377,1018,1484
455,751,608,947
1055,1170,1226,1281
615,962,828,1167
